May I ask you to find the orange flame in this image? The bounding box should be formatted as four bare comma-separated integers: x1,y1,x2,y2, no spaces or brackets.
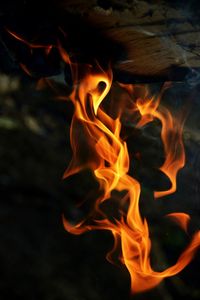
135,87,185,198
167,212,190,233
8,29,200,294
62,63,200,293
6,29,54,51
6,29,55,77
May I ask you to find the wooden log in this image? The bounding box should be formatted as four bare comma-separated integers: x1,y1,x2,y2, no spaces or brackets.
58,0,200,81
0,0,200,82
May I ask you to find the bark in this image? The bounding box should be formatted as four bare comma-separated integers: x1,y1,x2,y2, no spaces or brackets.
0,0,200,81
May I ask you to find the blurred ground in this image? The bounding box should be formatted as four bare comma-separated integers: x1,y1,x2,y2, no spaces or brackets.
0,73,200,300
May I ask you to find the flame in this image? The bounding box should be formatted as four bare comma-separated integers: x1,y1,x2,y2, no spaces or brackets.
135,88,185,198
6,29,54,51
167,212,190,233
8,29,200,294
62,63,200,293
6,29,55,77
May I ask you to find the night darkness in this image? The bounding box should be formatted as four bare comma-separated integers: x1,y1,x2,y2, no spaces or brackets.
0,1,200,300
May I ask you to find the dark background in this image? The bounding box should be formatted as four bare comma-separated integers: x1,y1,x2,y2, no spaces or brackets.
0,1,200,300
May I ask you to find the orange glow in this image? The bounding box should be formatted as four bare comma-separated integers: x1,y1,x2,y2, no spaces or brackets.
62,63,200,293
8,29,200,294
57,42,71,65
6,29,54,51
20,63,32,77
167,212,190,233
6,29,55,78
135,89,185,198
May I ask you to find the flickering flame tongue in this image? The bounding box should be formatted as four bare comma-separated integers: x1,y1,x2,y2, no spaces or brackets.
7,29,200,293
62,62,200,293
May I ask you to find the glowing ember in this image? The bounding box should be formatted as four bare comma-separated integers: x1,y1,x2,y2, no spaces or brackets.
7,29,200,294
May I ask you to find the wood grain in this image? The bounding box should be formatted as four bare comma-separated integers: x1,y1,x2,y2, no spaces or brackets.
59,0,200,80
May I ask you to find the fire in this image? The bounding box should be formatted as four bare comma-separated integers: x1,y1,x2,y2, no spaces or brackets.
135,87,185,199
7,29,200,294
62,60,200,293
6,29,54,51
